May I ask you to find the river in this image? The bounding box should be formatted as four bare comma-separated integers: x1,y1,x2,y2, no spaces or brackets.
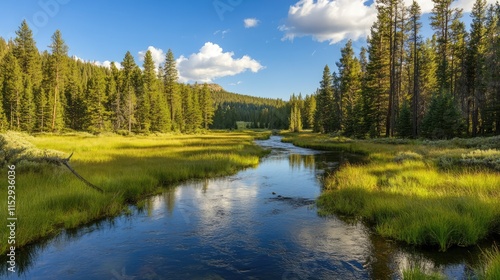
1,136,489,279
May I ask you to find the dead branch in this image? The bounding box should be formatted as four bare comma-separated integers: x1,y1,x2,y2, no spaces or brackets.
34,152,105,193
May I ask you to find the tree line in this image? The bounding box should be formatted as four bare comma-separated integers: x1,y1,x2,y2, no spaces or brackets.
290,0,500,139
0,21,225,134
211,90,289,129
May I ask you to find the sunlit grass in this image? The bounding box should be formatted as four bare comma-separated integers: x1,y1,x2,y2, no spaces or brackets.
283,132,500,251
0,131,270,254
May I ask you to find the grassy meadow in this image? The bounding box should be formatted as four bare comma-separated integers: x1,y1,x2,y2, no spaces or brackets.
0,130,270,254
281,132,500,252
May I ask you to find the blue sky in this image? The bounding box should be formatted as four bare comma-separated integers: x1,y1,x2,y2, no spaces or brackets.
0,0,489,100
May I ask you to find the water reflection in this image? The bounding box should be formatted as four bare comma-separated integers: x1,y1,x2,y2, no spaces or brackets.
0,136,494,279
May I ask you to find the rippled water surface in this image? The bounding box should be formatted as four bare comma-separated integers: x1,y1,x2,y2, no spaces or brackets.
1,136,490,279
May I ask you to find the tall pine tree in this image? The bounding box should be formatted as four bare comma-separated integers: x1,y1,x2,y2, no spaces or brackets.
200,84,214,129
336,40,363,136
0,52,23,130
164,49,181,131
48,30,68,131
314,65,334,133
467,0,488,136
120,51,137,133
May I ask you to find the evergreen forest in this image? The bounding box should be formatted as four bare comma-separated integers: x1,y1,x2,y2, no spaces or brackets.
290,0,500,139
0,21,289,134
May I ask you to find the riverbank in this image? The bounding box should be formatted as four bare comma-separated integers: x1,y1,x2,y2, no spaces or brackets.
281,132,500,252
0,131,270,255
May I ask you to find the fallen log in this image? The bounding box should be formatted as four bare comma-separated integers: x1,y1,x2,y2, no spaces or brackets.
34,152,105,193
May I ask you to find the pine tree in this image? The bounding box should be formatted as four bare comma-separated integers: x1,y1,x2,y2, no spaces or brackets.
12,20,42,131
48,30,68,131
314,65,334,133
13,20,42,88
150,65,170,132
467,0,488,136
109,62,125,131
121,51,137,133
20,77,36,132
139,50,158,133
303,94,316,129
449,16,468,130
164,49,181,131
65,59,85,130
288,94,303,132
484,2,500,134
0,37,7,61
408,0,422,138
181,84,201,132
421,92,464,138
376,0,407,137
397,100,412,137
85,68,109,132
431,0,462,94
363,18,391,137
336,40,363,136
0,52,23,130
419,37,439,118
35,83,49,132
200,84,215,129
180,84,192,132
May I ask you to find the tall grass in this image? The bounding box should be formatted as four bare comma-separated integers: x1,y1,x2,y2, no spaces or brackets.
283,132,500,251
0,131,269,254
476,245,500,280
402,268,445,280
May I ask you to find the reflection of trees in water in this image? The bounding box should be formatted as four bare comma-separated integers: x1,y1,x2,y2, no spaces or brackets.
146,197,154,217
288,154,316,170
202,179,209,193
163,187,176,215
0,216,116,277
0,241,42,276
366,226,487,279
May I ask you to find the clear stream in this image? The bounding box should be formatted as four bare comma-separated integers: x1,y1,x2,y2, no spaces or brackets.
1,136,494,279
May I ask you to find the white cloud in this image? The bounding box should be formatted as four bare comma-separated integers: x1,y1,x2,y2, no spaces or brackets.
403,0,497,14
280,0,499,45
176,42,264,83
214,29,230,38
94,60,123,70
280,0,377,44
244,18,260,28
138,46,166,70
229,81,243,86
403,0,434,14
451,0,498,13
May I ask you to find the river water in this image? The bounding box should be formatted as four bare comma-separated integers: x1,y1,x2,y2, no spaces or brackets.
1,136,489,279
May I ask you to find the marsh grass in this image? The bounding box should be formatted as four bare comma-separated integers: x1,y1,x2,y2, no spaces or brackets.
402,265,446,280
0,131,269,254
283,132,500,251
476,245,500,280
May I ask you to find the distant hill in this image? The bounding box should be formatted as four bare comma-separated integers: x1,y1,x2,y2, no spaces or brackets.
204,85,289,129
193,83,224,92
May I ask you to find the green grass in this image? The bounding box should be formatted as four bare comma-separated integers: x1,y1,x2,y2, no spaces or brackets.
402,268,446,280
282,132,500,251
0,131,270,254
476,245,500,280
400,244,500,279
